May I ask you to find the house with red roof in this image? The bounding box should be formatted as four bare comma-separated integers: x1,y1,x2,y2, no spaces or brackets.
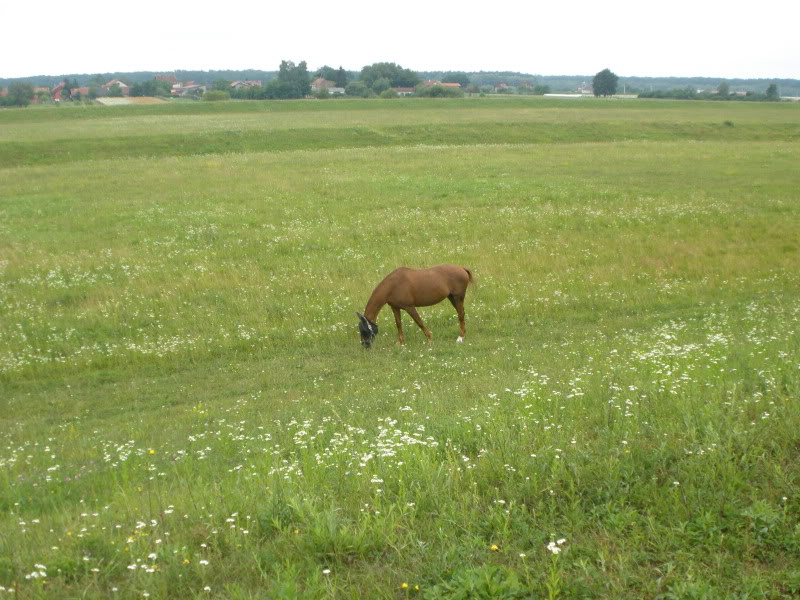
102,79,130,96
52,82,65,101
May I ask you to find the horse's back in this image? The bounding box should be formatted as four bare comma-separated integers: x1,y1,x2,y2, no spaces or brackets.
381,264,468,307
430,264,471,291
415,264,471,298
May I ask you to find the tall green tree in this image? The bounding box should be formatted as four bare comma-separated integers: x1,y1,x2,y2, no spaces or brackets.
130,79,171,97
345,81,371,98
360,62,419,88
278,60,311,98
335,66,348,88
60,78,80,99
717,81,730,97
371,77,391,94
766,83,779,100
212,79,232,91
593,69,619,97
315,66,338,81
5,82,34,106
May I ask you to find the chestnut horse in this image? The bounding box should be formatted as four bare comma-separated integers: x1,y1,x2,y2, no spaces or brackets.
356,264,473,348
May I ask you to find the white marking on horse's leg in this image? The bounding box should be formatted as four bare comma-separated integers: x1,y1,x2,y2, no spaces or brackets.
456,336,464,343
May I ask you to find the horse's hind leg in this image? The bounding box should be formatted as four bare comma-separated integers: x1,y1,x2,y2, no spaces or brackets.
405,307,432,342
448,295,466,342
391,306,405,345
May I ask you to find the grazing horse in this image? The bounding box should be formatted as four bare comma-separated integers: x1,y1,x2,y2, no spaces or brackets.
356,264,473,348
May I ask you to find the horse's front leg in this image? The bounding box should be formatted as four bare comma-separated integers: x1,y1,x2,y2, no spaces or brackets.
391,306,405,345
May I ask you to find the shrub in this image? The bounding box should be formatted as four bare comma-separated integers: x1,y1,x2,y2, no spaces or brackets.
380,88,399,99
202,90,231,102
415,84,464,98
345,81,371,98
1,82,34,107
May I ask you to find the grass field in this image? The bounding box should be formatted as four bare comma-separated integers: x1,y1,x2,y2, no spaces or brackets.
1,96,799,599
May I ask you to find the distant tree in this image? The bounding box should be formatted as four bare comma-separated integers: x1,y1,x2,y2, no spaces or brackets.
130,79,172,97
380,88,399,99
465,84,480,95
442,72,470,88
717,81,730,97
265,78,301,99
212,79,232,91
371,77,391,94
638,87,697,100
593,69,619,97
107,83,124,97
766,83,779,100
315,66,338,81
335,66,348,88
238,84,269,100
156,79,173,96
60,78,80,99
314,87,330,99
277,60,311,97
360,62,419,88
345,81,371,98
533,84,551,95
416,84,464,98
5,82,34,106
88,87,99,100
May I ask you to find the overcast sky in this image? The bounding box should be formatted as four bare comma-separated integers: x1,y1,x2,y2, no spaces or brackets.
2,0,798,79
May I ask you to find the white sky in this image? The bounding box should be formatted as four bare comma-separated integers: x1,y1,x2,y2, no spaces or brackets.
2,0,798,79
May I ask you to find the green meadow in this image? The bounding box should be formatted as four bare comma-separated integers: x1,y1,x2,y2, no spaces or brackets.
1,97,799,599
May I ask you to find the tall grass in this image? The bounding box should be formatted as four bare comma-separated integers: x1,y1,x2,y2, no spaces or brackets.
1,97,799,598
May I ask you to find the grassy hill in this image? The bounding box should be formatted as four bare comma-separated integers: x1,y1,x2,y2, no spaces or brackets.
2,96,799,599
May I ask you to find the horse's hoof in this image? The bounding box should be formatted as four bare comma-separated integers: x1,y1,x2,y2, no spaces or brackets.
456,336,464,343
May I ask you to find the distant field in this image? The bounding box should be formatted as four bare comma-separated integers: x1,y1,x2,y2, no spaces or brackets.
1,97,799,599
96,97,168,106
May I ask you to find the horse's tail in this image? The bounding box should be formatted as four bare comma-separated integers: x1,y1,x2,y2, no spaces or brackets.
463,267,475,286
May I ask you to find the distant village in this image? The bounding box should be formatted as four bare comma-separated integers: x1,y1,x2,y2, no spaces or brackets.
1,66,569,105
13,76,538,104
2,66,794,106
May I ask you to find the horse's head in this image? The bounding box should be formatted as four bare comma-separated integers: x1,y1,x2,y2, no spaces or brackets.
356,312,378,348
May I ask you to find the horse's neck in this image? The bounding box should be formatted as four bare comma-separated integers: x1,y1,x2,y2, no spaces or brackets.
364,287,387,322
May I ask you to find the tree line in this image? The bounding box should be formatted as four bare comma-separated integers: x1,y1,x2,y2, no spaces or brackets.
0,62,555,106
2,62,795,106
638,81,781,101
592,69,784,101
